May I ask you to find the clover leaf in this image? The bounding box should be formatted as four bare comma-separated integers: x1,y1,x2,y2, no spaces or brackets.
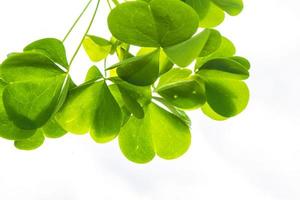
119,103,191,163
197,57,250,119
113,49,160,86
83,35,113,62
184,0,243,28
108,0,199,47
156,68,206,109
0,51,71,130
163,29,221,67
56,66,122,143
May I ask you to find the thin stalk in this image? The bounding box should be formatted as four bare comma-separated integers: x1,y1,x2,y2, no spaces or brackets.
111,0,119,6
69,0,101,68
104,58,108,77
62,0,93,42
106,0,112,10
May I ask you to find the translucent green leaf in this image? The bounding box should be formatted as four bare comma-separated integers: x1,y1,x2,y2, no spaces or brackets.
24,38,69,69
83,35,112,62
119,103,191,163
0,80,36,140
137,48,173,75
110,77,152,105
108,0,199,47
203,78,249,118
195,36,236,69
157,70,206,110
198,2,225,28
230,56,251,70
116,50,160,86
211,0,243,16
56,80,122,143
118,87,144,119
14,130,45,150
90,82,122,143
0,52,68,130
85,66,103,82
163,29,221,67
183,0,210,21
199,29,222,57
197,57,249,80
41,118,66,138
201,102,228,121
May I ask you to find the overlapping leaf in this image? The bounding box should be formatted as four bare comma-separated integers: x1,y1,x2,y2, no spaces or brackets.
83,35,113,62
163,29,221,67
183,0,243,28
112,49,160,86
197,56,250,119
156,68,206,110
119,103,191,163
56,67,122,143
108,0,199,47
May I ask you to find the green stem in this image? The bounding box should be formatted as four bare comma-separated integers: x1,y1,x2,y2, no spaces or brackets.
111,0,119,6
106,0,112,10
69,0,101,68
104,58,108,77
62,0,93,43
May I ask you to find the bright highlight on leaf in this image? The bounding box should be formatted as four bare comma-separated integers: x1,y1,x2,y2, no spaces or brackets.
0,0,250,164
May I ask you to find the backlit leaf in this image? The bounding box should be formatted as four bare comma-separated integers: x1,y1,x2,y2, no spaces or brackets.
119,103,191,163
0,52,69,130
14,130,45,150
108,0,199,47
83,35,112,62
24,38,69,69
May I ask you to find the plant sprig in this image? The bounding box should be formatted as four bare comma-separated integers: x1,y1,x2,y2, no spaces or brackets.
0,0,250,163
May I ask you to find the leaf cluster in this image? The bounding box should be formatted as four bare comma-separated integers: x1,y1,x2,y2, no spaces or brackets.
0,0,250,163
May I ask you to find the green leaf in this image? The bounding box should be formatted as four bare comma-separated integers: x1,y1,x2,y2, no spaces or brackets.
183,0,210,21
119,103,191,163
24,38,69,69
118,87,144,119
116,50,160,86
202,78,249,118
137,48,173,75
0,80,36,140
230,56,251,70
14,129,45,150
110,77,152,106
157,68,206,110
83,35,112,62
41,118,66,138
195,36,236,69
56,80,122,143
108,0,199,47
197,57,249,80
201,102,228,121
85,66,103,82
163,29,221,67
0,52,69,130
198,2,225,28
211,0,243,16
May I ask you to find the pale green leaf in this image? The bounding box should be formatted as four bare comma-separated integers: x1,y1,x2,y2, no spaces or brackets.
83,35,112,62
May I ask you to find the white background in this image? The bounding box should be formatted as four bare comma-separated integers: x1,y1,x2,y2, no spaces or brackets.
0,0,300,199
